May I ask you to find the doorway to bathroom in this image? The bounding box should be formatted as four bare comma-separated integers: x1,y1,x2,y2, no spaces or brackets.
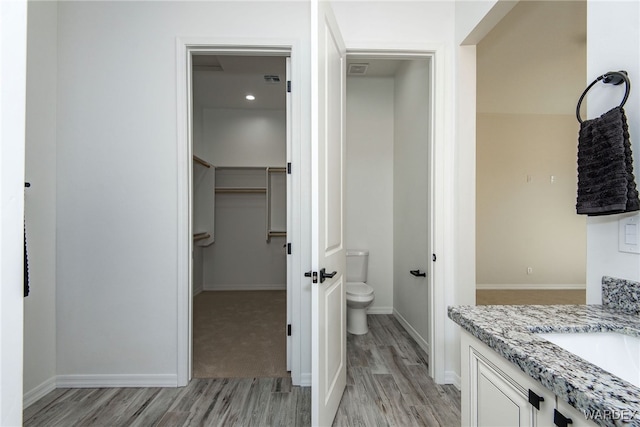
189,52,292,379
344,53,435,374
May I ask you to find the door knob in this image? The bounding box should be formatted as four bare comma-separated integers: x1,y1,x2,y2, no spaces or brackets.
320,268,337,283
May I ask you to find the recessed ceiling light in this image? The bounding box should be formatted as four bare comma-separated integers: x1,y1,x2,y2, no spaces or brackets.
246,94,256,101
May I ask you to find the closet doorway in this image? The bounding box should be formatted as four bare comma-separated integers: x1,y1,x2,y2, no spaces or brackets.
190,53,292,379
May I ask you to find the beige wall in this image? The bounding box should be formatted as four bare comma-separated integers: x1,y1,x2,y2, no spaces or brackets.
476,1,587,288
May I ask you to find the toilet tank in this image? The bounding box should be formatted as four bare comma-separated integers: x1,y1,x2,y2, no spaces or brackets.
346,250,369,283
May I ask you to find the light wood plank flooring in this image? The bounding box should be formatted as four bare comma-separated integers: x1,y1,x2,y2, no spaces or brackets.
24,315,460,426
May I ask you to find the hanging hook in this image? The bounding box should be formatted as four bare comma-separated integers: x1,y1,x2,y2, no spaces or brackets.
576,70,630,123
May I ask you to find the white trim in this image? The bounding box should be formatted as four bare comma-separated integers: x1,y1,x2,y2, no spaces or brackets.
476,283,586,290
193,283,204,297
366,306,393,315
56,374,178,388
203,284,287,291
176,37,300,389
445,370,461,390
23,377,56,409
430,43,451,386
393,309,430,355
299,372,312,387
345,45,447,385
176,37,192,388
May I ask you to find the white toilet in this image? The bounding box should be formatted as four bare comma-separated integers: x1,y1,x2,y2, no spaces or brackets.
346,250,375,335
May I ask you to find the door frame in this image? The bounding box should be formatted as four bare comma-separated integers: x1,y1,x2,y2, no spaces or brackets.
345,47,447,383
175,39,302,386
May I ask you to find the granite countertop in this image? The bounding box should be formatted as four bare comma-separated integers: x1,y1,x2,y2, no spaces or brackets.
449,302,640,427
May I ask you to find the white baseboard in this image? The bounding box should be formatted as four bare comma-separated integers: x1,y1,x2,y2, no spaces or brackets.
367,306,393,315
204,284,286,291
476,283,586,290
299,372,312,387
445,370,461,389
23,376,57,408
392,309,430,355
56,374,178,388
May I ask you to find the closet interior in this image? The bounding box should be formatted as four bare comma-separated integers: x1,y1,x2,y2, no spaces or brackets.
190,54,288,378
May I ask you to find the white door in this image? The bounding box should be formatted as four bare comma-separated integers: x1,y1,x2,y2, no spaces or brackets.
310,1,347,425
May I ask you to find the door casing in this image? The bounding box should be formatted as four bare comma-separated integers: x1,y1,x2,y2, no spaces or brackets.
176,40,300,386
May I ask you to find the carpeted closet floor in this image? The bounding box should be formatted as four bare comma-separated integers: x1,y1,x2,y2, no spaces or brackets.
192,291,288,379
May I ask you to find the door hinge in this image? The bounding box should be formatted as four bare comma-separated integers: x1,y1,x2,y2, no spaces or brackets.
287,324,292,336
432,253,437,262
287,81,291,92
287,243,292,254
287,162,291,174
304,271,318,283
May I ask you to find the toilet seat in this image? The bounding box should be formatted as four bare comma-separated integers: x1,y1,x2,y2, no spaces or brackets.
346,282,374,297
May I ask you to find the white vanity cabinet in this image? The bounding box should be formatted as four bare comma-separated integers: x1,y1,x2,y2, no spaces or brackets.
461,330,596,427
462,330,555,426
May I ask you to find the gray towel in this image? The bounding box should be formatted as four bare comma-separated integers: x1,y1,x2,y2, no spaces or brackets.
576,106,640,215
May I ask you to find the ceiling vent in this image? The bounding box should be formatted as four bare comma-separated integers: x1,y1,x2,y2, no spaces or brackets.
264,75,281,84
348,63,369,75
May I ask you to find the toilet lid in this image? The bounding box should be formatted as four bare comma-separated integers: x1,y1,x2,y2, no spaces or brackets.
346,282,373,296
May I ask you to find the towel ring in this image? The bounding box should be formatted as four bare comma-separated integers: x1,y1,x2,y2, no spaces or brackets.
576,70,630,123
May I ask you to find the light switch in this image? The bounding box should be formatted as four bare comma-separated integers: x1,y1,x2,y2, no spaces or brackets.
626,224,638,245
619,213,640,254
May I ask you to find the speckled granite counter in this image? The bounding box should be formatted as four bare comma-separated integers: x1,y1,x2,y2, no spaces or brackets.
449,276,640,427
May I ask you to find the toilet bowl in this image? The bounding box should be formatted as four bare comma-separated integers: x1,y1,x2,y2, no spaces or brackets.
346,250,375,335
346,282,375,335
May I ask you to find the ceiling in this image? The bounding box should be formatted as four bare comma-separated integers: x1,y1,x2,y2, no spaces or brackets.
192,55,287,110
192,55,407,110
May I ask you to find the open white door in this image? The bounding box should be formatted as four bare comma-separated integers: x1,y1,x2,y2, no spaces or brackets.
310,0,347,425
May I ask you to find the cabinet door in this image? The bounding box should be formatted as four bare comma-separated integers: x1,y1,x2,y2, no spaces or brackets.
462,330,555,427
555,400,597,427
472,351,535,427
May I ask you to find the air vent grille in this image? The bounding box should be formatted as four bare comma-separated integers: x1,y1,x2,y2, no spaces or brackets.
348,63,369,75
264,75,281,84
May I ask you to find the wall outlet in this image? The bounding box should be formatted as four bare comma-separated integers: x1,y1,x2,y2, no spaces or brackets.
526,267,533,275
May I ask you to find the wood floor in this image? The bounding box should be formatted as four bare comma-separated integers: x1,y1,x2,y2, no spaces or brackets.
24,315,460,426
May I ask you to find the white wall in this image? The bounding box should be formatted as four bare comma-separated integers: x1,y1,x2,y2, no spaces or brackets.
0,0,27,423
199,108,286,167
23,0,58,405
586,1,640,302
345,76,394,313
54,1,310,386
196,107,287,290
393,60,431,348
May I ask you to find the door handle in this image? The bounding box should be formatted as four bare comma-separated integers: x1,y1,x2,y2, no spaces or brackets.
410,270,426,277
320,268,337,283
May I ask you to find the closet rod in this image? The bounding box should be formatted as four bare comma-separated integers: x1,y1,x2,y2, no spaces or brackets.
193,232,211,241
193,155,213,168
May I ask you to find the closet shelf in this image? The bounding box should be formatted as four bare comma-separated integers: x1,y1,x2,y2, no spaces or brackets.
193,155,213,168
268,231,287,237
215,187,267,194
193,232,211,241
